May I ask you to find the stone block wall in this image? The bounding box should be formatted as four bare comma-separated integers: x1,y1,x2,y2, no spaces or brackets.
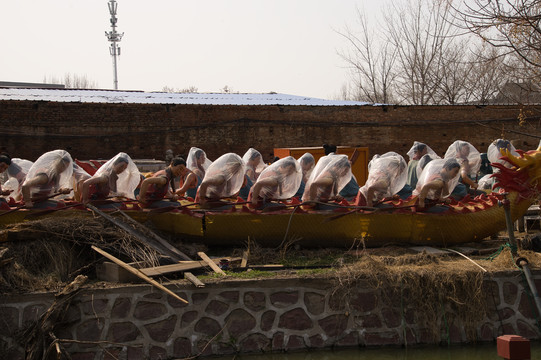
1,273,540,359
0,100,538,163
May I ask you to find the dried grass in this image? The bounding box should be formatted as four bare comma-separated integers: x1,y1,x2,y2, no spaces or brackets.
0,215,165,293
331,250,488,343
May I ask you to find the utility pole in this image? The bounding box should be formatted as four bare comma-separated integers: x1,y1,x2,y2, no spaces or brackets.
105,0,123,90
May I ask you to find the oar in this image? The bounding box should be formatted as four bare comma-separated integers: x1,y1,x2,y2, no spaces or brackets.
24,202,85,219
148,199,250,213
0,205,25,217
322,201,421,223
201,200,250,209
29,191,66,203
147,201,200,214
0,191,66,217
23,196,136,219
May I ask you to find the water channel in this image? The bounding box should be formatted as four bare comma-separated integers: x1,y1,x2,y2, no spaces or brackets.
227,343,541,360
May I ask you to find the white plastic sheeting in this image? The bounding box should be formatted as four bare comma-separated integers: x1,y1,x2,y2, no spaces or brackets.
23,150,73,197
444,140,481,178
243,148,267,182
92,152,140,198
414,158,461,199
302,154,352,202
2,158,33,198
298,153,315,183
252,156,302,200
186,147,212,178
487,139,518,168
199,153,246,199
406,141,439,161
359,152,408,203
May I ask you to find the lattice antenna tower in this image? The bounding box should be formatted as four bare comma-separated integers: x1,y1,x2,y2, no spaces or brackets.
105,0,123,90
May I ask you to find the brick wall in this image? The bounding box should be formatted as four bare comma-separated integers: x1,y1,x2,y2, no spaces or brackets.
0,100,538,162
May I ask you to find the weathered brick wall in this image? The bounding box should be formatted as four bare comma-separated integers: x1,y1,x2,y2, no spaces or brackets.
0,100,539,162
1,273,539,359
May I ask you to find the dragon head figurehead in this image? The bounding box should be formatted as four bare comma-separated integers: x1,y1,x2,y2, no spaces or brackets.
492,146,541,201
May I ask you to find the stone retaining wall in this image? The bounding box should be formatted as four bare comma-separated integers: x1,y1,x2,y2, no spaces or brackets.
1,272,540,360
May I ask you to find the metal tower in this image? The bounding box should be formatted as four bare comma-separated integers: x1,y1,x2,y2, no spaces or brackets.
105,0,123,90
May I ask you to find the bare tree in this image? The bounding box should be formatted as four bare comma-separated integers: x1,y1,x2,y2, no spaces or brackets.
338,0,515,105
161,86,198,93
452,0,541,69
466,45,510,103
436,42,510,104
336,8,398,103
43,73,98,89
385,0,459,104
433,40,473,104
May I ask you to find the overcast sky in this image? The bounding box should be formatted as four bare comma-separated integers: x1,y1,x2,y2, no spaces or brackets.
1,1,385,99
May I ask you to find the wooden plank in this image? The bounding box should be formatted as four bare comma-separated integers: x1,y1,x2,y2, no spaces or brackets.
250,264,285,268
197,251,226,275
184,272,205,288
91,245,188,304
117,209,192,261
240,250,249,268
140,257,241,277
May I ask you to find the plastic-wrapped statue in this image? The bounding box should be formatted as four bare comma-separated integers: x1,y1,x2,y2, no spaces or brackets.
186,147,212,179
477,174,495,192
22,150,73,207
250,156,302,205
72,163,92,201
487,139,518,169
243,148,267,182
196,153,246,204
298,153,315,183
406,141,440,189
0,154,33,200
414,158,461,208
138,157,187,206
444,140,481,190
295,152,316,198
477,139,519,192
406,141,439,162
302,154,352,203
358,152,408,207
416,153,437,178
81,152,140,203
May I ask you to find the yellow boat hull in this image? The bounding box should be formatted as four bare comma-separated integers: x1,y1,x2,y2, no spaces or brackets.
0,192,533,248
146,192,532,247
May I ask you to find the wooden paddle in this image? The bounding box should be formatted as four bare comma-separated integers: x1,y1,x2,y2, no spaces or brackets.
0,191,66,217
23,197,133,219
148,199,250,213
24,202,85,219
0,205,25,218
322,201,419,223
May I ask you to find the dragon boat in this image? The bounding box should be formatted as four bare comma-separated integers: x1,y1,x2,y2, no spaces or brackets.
0,149,540,248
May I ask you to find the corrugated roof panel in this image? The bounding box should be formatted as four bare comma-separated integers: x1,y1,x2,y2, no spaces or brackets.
0,88,372,106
